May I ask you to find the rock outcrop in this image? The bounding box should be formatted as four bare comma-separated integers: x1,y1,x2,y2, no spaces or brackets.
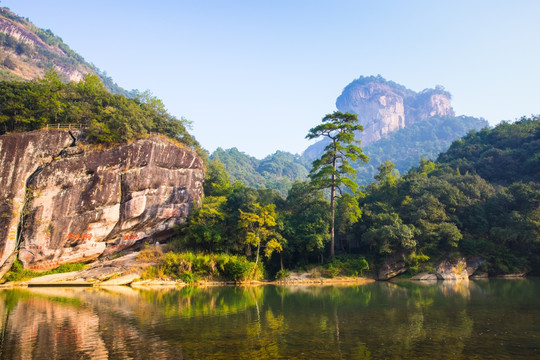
377,255,408,280
0,130,204,271
435,256,486,280
336,76,454,146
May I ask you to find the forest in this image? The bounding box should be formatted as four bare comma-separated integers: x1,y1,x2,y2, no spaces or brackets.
177,115,539,280
1,73,538,282
209,115,488,196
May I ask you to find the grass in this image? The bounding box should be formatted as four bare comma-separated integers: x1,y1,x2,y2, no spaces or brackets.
2,260,87,283
140,251,264,283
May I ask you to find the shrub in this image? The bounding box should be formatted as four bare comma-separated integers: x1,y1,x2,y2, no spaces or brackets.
136,244,164,262
140,252,263,282
275,269,290,280
179,271,199,284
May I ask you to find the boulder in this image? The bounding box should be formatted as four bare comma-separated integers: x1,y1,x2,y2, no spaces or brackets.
378,256,408,280
436,257,468,280
410,273,438,280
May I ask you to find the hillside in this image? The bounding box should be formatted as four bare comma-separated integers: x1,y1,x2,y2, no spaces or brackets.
211,148,310,196
0,7,134,96
356,116,540,276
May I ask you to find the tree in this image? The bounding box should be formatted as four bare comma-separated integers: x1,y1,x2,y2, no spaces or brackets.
283,182,330,265
306,111,368,258
238,203,283,265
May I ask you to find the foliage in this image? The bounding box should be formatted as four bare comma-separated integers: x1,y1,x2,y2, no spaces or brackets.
136,244,165,262
275,269,290,280
323,256,370,277
282,182,330,265
0,72,200,152
211,148,310,196
141,252,264,282
306,111,368,258
351,117,540,275
238,203,285,264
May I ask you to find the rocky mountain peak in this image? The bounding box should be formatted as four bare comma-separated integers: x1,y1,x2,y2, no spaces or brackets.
336,76,455,145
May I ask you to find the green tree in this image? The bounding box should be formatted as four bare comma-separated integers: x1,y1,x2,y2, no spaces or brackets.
185,196,227,252
204,159,233,197
283,182,330,265
306,111,368,258
238,203,283,264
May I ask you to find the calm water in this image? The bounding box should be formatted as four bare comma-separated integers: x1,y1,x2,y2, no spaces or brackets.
0,279,539,360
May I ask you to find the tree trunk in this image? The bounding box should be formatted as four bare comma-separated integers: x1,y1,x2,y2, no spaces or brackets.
255,241,260,264
280,253,284,271
330,150,336,259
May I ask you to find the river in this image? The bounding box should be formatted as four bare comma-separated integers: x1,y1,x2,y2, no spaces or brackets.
0,279,539,359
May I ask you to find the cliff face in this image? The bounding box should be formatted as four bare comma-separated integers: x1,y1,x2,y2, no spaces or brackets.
0,130,204,271
335,77,455,145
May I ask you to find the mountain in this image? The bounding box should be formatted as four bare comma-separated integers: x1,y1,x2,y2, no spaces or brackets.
211,148,310,196
304,75,456,159
214,76,487,193
0,7,134,97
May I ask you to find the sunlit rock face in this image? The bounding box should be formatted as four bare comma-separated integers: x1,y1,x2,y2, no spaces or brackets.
335,78,454,146
0,130,75,267
0,131,204,271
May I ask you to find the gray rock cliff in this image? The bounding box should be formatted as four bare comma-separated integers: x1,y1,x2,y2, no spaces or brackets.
0,130,204,271
336,77,454,146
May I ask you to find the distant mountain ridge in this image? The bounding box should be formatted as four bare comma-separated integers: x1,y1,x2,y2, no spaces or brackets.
214,76,488,193
0,7,134,97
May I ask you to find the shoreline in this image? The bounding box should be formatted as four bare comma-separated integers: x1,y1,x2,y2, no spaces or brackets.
1,275,533,289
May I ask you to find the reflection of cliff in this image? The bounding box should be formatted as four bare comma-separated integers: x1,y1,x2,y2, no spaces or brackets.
0,288,180,360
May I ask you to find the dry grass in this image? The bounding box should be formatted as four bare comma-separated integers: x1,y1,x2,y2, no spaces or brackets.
136,245,165,263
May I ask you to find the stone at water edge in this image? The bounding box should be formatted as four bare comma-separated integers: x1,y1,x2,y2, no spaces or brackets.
378,255,408,280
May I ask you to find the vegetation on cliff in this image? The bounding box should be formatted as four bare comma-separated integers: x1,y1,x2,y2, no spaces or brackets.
0,72,200,150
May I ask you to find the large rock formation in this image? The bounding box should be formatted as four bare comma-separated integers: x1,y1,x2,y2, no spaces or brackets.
335,76,454,146
303,76,456,161
0,130,204,271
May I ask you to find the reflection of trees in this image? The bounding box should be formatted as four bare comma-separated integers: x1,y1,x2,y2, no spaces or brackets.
0,280,537,359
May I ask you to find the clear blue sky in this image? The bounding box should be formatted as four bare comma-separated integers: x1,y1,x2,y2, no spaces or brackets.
2,0,540,158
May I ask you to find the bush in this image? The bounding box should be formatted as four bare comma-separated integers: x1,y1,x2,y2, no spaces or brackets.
179,271,199,284
275,269,290,280
142,252,263,282
3,56,16,70
136,243,164,262
322,256,370,278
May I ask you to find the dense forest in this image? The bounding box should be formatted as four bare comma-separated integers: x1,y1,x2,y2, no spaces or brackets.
0,72,200,152
178,116,539,279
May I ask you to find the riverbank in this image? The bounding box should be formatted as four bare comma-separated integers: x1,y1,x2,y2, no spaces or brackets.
0,249,376,288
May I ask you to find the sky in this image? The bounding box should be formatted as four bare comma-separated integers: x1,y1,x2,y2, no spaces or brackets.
2,1,540,158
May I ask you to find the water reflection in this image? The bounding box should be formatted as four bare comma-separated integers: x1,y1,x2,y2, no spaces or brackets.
0,279,538,359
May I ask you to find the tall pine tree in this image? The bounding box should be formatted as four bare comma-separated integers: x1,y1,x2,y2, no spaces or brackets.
306,111,368,258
